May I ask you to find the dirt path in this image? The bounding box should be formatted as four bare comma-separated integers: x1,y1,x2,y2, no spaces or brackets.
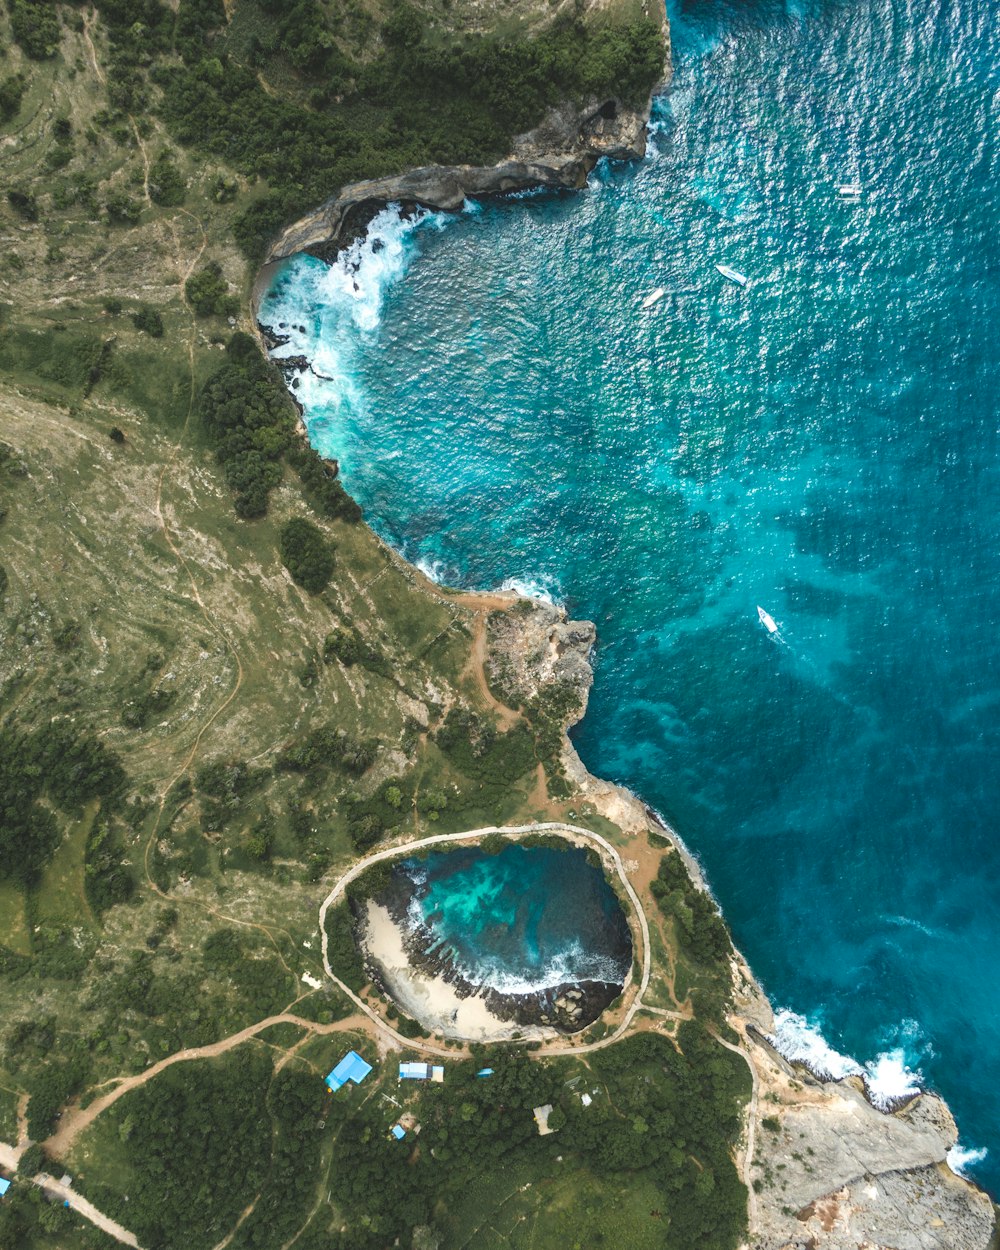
37,1173,141,1248
43,1011,374,1159
82,8,106,87
318,822,652,1058
465,613,520,729
712,1028,760,1233
0,1142,141,1249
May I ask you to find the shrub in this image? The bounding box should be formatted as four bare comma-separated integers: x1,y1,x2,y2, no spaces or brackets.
148,151,187,206
131,305,164,337
185,260,231,316
0,73,27,122
9,0,60,59
7,189,38,222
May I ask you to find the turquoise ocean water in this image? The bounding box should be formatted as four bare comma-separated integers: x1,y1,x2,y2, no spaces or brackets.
398,844,632,995
262,0,1000,1187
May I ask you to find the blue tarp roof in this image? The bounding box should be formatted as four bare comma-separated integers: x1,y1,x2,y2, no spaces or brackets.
476,1068,494,1077
391,1124,406,1140
325,1050,372,1091
0,1178,10,1198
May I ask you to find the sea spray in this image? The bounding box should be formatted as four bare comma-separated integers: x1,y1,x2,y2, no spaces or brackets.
948,1144,990,1176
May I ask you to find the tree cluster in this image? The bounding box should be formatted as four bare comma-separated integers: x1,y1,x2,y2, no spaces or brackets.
185,260,236,317
651,850,733,967
0,721,126,885
8,0,61,60
279,517,334,593
275,721,377,782
196,333,298,518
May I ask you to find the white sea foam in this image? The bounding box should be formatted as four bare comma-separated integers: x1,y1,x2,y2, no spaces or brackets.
260,203,450,460
947,1143,988,1175
862,1048,921,1109
769,1009,863,1081
415,557,448,585
495,575,562,606
769,1010,924,1110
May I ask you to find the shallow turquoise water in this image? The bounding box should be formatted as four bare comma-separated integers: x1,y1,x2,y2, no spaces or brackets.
263,0,1000,1185
399,844,632,994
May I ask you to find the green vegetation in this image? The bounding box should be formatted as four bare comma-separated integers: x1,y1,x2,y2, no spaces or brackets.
0,723,126,885
140,4,665,260
279,517,334,593
8,0,60,60
184,260,236,318
93,1048,274,1250
651,850,732,967
67,1032,747,1250
197,333,299,518
323,901,367,991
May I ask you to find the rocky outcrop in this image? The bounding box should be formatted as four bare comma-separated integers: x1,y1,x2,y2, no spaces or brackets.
485,600,595,716
741,1029,997,1250
266,68,669,262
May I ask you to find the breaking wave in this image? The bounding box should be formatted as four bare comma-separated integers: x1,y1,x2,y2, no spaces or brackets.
769,1010,922,1111
948,1144,989,1176
495,575,563,606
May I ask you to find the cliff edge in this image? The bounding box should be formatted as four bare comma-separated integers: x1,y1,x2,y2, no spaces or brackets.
265,23,671,263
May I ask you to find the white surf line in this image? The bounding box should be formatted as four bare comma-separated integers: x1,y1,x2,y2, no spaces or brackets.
318,823,652,1057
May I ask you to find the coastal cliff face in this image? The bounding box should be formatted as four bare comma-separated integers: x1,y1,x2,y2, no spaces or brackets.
266,33,671,262
486,600,998,1250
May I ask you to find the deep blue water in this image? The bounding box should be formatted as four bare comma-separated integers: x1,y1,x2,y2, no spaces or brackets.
398,844,632,994
262,0,1000,1186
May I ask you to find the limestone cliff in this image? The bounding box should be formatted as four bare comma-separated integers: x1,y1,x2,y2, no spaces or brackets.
266,22,671,263
486,599,998,1250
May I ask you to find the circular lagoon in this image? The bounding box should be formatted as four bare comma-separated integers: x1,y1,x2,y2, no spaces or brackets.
356,841,633,1039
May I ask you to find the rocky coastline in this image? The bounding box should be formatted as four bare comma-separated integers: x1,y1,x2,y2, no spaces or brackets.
263,67,670,266
487,597,999,1249
250,23,998,1242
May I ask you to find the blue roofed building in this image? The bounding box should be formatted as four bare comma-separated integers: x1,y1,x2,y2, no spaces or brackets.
324,1050,373,1092
399,1062,444,1082
0,1177,10,1199
390,1124,407,1140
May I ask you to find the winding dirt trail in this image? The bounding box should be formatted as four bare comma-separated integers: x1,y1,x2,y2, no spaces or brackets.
43,1011,373,1159
465,614,520,729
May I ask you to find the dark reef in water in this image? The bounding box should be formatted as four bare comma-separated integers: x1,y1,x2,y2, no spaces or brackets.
355,858,629,1034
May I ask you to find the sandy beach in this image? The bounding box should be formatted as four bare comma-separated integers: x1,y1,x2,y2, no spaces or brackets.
359,900,556,1042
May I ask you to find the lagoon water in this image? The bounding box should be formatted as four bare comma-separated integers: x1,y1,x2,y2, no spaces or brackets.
262,0,1000,1187
396,843,632,997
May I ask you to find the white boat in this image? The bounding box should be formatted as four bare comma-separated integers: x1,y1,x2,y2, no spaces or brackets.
642,286,666,310
757,606,779,634
716,264,748,287
837,182,862,198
